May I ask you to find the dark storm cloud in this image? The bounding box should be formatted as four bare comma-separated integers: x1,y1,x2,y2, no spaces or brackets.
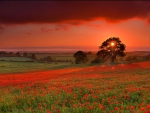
0,1,150,24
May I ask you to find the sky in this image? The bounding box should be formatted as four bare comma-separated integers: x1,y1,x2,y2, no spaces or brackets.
0,1,150,51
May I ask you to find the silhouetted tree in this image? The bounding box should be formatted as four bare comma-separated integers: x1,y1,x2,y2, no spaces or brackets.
31,54,36,60
8,52,14,56
145,54,150,60
44,56,53,62
91,56,103,63
97,37,126,62
85,51,92,55
23,53,28,57
39,56,53,62
73,51,87,64
0,51,7,56
87,51,92,55
126,56,138,61
15,52,21,57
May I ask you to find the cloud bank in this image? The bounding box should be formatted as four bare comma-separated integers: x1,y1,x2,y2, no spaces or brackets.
0,1,150,24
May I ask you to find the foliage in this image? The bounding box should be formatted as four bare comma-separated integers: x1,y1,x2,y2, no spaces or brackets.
31,54,36,60
15,52,21,57
39,56,53,62
73,51,88,64
126,56,138,61
23,53,28,57
145,54,150,60
97,37,126,62
91,56,104,63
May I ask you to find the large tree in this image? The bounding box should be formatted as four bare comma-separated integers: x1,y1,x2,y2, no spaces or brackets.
97,37,126,62
73,51,87,64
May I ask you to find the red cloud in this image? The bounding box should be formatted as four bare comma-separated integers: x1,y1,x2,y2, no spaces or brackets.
41,27,53,32
55,25,70,30
0,1,150,24
0,24,5,33
0,24,5,30
41,24,70,32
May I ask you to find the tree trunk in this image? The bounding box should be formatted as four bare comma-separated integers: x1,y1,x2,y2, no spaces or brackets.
111,57,115,62
121,57,122,62
111,56,115,62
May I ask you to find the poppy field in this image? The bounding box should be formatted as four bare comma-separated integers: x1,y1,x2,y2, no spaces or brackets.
0,61,150,113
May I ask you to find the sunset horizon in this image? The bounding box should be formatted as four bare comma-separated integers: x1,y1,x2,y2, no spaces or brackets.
0,1,150,52
1,45,150,52
1,1,150,112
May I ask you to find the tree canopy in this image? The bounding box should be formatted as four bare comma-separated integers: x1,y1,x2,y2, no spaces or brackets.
97,37,126,62
73,51,87,64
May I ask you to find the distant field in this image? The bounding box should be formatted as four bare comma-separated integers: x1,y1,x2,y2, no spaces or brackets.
0,61,73,74
35,53,96,63
35,53,74,59
0,51,150,74
35,51,150,62
0,57,33,61
0,53,96,74
0,51,150,112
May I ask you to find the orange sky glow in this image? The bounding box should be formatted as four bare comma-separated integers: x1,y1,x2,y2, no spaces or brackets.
0,1,150,51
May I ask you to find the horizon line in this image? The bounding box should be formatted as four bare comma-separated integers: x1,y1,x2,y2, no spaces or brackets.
0,46,150,52
1,45,150,49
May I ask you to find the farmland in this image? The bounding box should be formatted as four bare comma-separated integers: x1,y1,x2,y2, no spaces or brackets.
0,53,150,113
0,51,150,74
1,1,150,113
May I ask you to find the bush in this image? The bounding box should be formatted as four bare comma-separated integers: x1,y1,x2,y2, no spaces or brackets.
126,56,138,61
91,57,103,63
38,56,53,62
145,54,150,60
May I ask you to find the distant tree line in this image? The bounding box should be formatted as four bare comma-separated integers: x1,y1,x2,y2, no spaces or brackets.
0,51,36,60
38,56,72,63
0,51,21,57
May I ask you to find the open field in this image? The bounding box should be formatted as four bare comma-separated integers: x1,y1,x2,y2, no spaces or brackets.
0,51,150,74
1,1,150,112
35,51,150,62
0,61,73,74
0,60,150,112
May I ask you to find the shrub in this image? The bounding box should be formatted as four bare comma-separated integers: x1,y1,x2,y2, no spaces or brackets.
145,54,150,60
126,56,138,61
91,57,103,63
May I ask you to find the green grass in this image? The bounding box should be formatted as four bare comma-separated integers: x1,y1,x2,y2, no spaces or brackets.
0,60,97,74
0,61,72,74
0,57,33,61
0,55,99,74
